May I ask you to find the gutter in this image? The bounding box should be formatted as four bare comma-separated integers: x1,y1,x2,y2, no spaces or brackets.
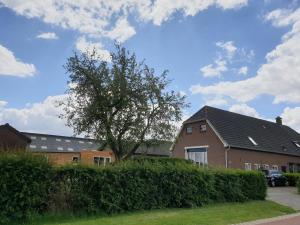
225,145,230,168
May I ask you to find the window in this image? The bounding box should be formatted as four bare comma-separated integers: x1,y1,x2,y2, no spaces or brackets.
105,158,111,164
245,163,251,170
88,142,93,145
41,146,47,149
200,124,207,132
29,144,36,149
41,137,47,141
57,147,63,151
65,139,71,143
31,136,36,140
185,147,207,166
79,140,84,144
253,164,260,170
67,148,74,151
186,127,192,134
248,136,258,146
94,157,105,166
263,164,269,170
293,141,300,148
72,156,79,163
272,165,279,171
56,138,61,142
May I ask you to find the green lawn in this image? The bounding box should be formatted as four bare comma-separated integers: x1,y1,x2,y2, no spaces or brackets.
27,201,295,225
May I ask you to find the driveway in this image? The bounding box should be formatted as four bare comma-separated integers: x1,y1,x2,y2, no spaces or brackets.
267,187,300,210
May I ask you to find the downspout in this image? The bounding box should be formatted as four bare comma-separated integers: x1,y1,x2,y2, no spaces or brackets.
225,145,231,168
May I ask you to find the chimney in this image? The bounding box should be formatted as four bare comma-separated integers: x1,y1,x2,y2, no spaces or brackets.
276,116,282,125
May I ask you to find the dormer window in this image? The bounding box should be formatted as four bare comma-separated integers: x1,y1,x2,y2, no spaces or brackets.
186,127,192,134
248,136,258,146
293,141,300,148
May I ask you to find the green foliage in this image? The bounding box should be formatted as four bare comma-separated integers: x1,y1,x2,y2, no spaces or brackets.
50,159,267,214
60,45,188,161
297,179,300,194
284,173,300,186
0,156,267,223
0,153,53,224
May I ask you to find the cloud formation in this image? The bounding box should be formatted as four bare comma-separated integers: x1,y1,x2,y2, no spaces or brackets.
0,44,36,77
192,7,300,104
0,95,73,135
36,32,58,40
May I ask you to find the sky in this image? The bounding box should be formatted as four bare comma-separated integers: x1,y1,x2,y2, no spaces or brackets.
0,0,300,136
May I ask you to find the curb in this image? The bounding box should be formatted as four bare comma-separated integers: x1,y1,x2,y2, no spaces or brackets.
232,212,300,225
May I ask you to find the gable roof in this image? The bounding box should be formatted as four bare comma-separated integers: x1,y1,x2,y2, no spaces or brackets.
0,123,31,143
184,106,300,157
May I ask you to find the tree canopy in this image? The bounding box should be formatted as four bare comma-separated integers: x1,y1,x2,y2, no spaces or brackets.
60,45,188,161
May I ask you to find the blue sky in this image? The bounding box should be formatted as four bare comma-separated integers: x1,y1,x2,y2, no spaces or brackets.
0,0,300,135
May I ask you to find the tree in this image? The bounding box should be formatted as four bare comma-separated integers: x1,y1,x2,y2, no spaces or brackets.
60,45,188,161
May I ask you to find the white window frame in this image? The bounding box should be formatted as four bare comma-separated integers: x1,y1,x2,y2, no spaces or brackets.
31,136,36,140
67,148,74,151
65,139,71,143
253,163,260,170
186,126,193,134
29,144,36,149
41,137,47,141
245,163,251,170
56,138,61,142
41,146,47,149
57,147,63,151
200,124,207,132
72,156,80,163
263,164,269,170
79,140,85,144
184,146,208,166
272,165,279,171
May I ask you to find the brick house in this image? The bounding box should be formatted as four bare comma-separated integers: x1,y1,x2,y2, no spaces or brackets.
0,124,171,165
172,106,300,172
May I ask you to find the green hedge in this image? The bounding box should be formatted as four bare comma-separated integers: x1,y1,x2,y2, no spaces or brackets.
297,180,300,194
0,153,53,224
0,155,267,224
284,173,300,186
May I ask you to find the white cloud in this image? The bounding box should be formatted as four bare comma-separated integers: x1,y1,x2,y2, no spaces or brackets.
0,101,7,108
216,41,237,59
75,36,111,62
200,59,227,77
204,96,228,107
229,103,259,118
36,32,58,40
0,95,73,135
106,17,136,43
0,44,36,77
238,66,248,75
0,0,248,43
281,107,300,132
191,7,300,104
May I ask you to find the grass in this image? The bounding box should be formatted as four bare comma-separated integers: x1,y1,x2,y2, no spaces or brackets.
26,201,295,225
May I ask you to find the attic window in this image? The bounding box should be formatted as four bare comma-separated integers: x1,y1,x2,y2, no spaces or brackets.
41,137,47,141
65,139,71,143
57,147,63,151
200,124,207,132
31,136,36,140
56,138,61,142
293,141,300,148
41,146,47,149
186,127,192,134
248,136,258,146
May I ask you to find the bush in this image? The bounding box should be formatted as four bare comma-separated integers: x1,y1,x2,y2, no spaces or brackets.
285,173,300,186
297,179,300,194
0,156,267,223
0,153,53,224
50,160,266,214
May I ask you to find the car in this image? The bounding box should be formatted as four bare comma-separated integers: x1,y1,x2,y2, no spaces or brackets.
261,169,289,187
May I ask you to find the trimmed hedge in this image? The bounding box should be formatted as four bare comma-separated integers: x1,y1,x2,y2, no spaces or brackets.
297,180,300,194
284,173,300,186
0,153,53,224
0,155,267,224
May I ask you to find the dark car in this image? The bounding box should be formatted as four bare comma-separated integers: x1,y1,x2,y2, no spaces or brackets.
261,169,288,187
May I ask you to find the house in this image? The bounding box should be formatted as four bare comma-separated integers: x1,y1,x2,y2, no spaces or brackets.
0,123,171,165
172,106,300,172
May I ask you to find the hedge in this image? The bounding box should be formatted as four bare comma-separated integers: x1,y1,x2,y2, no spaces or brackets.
297,180,300,194
284,173,300,186
0,153,53,224
0,155,267,224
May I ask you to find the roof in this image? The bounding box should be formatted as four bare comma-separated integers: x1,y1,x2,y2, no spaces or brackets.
22,132,100,153
0,123,31,143
184,106,300,157
22,132,171,156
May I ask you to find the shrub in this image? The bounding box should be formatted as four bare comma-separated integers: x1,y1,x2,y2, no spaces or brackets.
0,153,53,224
0,156,267,223
284,173,300,186
297,179,300,194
